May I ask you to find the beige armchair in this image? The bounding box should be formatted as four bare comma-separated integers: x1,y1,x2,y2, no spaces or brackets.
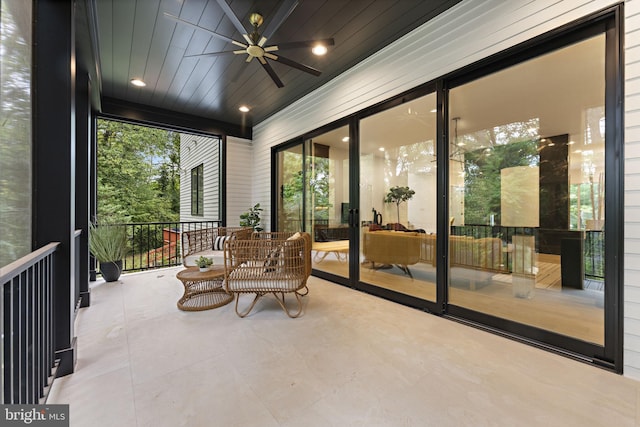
363,231,423,277
223,231,312,318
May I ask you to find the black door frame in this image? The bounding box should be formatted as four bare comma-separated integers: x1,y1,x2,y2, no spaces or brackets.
270,4,623,373
441,5,623,372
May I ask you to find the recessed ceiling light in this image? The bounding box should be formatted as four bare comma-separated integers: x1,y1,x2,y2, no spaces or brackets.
130,78,146,87
239,105,250,113
312,44,328,56
378,147,385,152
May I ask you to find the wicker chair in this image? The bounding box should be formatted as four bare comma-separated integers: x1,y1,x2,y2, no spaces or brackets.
181,226,253,267
223,231,312,318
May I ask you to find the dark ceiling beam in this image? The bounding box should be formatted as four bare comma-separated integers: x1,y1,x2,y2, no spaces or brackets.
99,96,252,139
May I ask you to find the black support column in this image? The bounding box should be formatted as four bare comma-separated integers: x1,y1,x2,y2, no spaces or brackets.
33,0,77,377
76,70,91,308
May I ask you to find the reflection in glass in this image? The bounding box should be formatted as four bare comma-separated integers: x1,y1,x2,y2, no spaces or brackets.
277,145,304,233
0,0,33,267
305,127,350,279
448,35,605,344
359,93,437,301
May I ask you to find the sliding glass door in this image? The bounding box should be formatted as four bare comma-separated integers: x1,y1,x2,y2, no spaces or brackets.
305,126,351,279
447,33,607,345
359,93,437,303
275,126,351,280
273,10,621,369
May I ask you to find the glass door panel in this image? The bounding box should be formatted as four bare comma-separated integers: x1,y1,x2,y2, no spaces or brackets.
359,93,437,302
305,126,350,279
276,144,304,233
448,34,605,345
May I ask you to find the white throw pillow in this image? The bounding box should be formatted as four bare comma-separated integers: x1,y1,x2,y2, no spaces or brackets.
287,231,301,241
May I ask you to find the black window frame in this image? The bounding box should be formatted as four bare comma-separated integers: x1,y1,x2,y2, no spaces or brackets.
191,163,204,216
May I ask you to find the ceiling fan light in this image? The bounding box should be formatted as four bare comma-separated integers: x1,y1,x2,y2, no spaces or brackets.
312,44,328,56
239,105,250,113
130,78,146,87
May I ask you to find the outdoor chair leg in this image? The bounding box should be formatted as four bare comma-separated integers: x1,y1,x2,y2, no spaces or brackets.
234,292,263,318
271,291,303,318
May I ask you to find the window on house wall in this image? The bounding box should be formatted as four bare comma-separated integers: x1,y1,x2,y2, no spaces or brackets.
191,164,204,216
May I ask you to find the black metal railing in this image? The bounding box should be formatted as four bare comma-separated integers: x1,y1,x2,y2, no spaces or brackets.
450,225,537,274
585,230,604,278
1,243,59,404
118,220,221,273
450,225,604,279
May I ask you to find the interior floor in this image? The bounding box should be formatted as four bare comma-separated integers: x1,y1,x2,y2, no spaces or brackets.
312,250,604,344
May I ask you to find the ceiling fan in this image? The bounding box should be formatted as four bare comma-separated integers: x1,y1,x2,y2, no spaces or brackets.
164,0,335,88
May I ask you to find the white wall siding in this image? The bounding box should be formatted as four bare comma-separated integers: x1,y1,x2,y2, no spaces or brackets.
251,0,640,376
625,0,640,380
226,136,253,227
253,0,620,228
179,133,221,223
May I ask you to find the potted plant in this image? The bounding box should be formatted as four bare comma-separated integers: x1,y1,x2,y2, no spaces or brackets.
195,255,213,272
89,222,128,282
384,186,415,226
240,203,264,231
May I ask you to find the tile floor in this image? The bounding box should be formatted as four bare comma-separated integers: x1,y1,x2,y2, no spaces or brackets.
48,266,640,426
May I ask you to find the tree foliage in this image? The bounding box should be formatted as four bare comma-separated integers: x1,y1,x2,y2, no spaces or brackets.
0,4,33,267
384,186,415,224
463,139,539,225
97,119,180,223
279,150,332,223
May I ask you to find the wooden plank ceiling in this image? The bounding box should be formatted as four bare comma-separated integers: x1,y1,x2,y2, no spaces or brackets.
93,0,461,129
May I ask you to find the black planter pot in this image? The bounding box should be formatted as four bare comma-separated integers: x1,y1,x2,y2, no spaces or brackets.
100,260,123,282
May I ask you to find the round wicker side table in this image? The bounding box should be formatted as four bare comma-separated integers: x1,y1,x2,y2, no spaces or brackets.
175,266,233,311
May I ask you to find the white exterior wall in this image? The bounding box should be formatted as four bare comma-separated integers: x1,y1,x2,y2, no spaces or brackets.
225,136,254,226
251,0,640,378
624,0,640,380
179,133,221,222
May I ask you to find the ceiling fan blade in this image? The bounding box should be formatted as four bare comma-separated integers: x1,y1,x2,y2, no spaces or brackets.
164,12,246,48
259,58,284,88
261,0,298,42
271,38,335,51
184,50,239,58
271,54,322,76
215,0,249,38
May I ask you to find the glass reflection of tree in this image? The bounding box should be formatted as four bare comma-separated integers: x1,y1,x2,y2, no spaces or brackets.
280,152,304,231
280,153,331,230
0,2,33,267
459,120,540,225
307,156,330,221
